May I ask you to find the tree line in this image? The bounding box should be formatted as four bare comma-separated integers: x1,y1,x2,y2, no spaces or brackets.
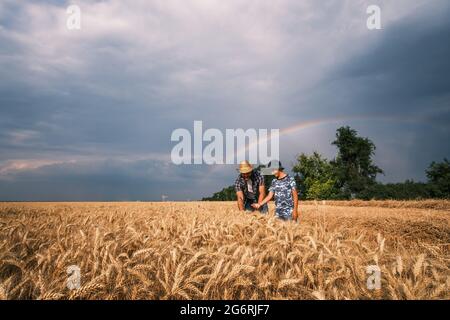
202,126,449,201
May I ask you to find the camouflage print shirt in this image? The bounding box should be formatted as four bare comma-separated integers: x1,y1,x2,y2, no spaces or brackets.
269,174,297,219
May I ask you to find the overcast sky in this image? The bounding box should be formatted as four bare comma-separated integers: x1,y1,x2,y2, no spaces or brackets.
0,0,449,201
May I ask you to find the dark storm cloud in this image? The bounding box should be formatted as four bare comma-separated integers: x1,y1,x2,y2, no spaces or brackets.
340,3,450,180
0,0,449,200
280,1,450,181
0,159,215,201
333,3,450,116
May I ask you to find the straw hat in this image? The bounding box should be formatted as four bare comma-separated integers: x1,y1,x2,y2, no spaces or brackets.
237,160,253,174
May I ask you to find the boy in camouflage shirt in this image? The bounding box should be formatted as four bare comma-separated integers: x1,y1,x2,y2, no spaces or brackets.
252,161,299,221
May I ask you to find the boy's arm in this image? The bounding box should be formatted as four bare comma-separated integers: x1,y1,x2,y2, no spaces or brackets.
292,188,299,221
257,191,274,207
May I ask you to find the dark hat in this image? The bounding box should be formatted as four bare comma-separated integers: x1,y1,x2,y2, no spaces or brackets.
267,160,284,171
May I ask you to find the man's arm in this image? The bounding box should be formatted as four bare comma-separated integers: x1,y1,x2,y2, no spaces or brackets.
236,191,245,211
292,188,299,222
258,185,265,205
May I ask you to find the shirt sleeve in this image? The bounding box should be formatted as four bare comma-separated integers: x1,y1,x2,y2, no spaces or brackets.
268,179,275,193
257,173,265,186
290,177,297,190
234,178,243,192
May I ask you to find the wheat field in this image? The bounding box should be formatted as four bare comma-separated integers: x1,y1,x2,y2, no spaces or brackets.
0,201,449,300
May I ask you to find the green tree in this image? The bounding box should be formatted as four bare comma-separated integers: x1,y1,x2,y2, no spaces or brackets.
202,186,236,201
307,178,339,200
357,180,431,200
331,126,383,198
202,126,446,201
426,158,450,198
292,152,339,200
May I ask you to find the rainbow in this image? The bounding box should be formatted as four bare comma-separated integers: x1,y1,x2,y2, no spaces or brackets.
206,114,429,175
234,116,363,159
235,113,433,159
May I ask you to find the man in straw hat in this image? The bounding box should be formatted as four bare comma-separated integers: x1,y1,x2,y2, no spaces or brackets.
234,160,268,213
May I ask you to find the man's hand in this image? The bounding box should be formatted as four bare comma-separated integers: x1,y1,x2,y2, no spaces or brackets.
251,203,261,209
236,191,245,211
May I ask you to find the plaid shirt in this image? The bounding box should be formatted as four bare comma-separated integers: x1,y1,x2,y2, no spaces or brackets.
234,171,265,201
